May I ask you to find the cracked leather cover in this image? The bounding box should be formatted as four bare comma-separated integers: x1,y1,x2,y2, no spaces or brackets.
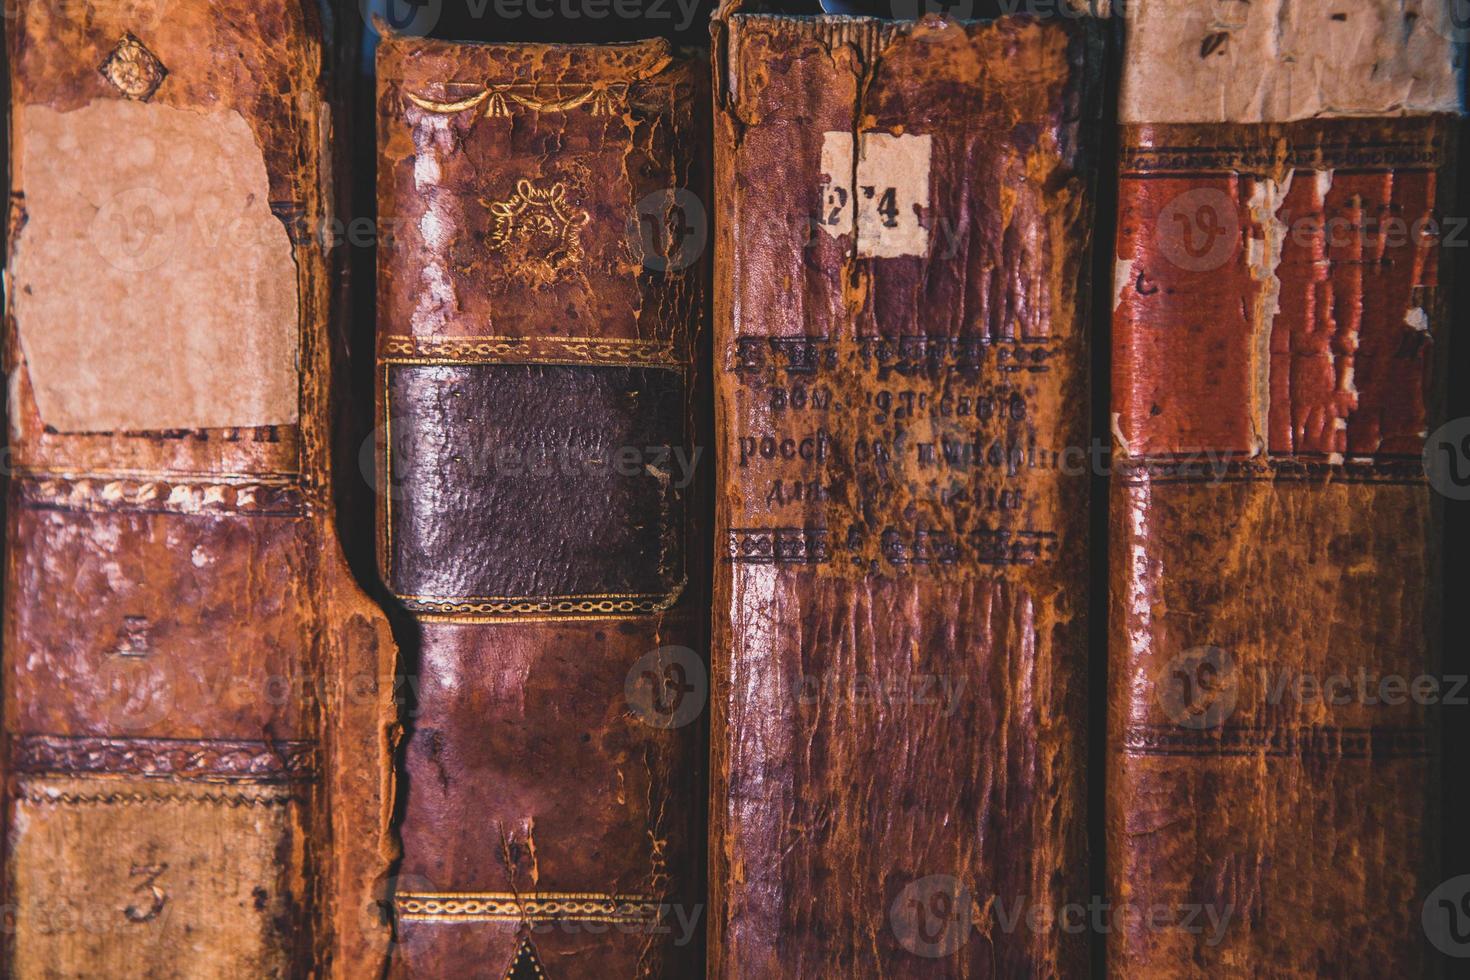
3,1,398,977
387,363,686,605
1109,2,1462,974
376,34,709,977
709,9,1097,977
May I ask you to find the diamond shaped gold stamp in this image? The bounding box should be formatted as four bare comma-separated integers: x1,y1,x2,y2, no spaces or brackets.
99,34,167,101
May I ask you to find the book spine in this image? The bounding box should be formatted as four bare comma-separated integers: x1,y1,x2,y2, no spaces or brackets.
2,1,397,976
375,36,709,977
1108,1,1462,973
709,13,1096,977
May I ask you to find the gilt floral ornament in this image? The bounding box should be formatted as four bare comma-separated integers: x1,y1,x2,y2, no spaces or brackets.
481,179,590,285
98,34,167,101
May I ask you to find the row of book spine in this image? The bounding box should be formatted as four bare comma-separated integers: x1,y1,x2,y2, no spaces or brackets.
2,0,1461,976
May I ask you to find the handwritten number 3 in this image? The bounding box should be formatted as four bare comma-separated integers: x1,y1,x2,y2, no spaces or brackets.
124,863,168,923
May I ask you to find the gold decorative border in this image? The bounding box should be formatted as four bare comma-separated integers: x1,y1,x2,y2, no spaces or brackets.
13,471,304,517
1115,456,1428,486
395,891,662,925
1119,119,1449,174
397,589,683,621
1122,724,1430,760
406,83,630,119
15,784,297,808
10,735,318,783
380,334,682,369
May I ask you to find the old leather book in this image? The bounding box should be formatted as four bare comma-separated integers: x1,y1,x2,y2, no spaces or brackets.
3,1,398,977
376,35,709,977
709,7,1098,976
1109,0,1462,974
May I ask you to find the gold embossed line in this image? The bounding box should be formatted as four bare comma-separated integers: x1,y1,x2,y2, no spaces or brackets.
406,82,630,118
395,892,662,925
1120,141,1447,174
15,787,297,808
381,335,682,370
1118,122,1447,174
397,590,682,620
13,471,304,517
11,466,298,485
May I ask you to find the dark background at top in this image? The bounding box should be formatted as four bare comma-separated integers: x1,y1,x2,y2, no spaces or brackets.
358,0,1029,48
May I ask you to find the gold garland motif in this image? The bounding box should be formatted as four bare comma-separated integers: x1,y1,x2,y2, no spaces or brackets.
406,83,629,119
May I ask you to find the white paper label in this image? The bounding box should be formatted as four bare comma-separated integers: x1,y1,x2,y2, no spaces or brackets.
818,131,932,259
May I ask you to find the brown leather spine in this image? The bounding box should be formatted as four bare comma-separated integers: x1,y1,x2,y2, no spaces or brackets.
709,11,1096,977
3,1,398,977
375,36,709,977
1107,91,1460,980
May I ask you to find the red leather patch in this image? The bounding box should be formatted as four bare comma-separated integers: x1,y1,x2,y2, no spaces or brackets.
1114,119,1448,460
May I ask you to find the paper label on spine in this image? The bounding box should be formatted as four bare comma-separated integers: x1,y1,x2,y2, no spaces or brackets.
818,132,931,259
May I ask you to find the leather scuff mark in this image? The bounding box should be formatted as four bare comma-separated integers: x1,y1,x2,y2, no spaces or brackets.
1113,257,1135,312
1245,172,1293,457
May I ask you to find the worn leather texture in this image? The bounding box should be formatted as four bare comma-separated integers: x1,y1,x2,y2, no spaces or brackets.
387,363,686,605
709,11,1096,977
376,35,709,977
3,2,399,976
1109,116,1456,975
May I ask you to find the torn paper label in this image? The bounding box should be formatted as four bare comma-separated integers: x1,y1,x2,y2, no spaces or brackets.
1119,0,1463,122
818,131,931,259
11,99,299,433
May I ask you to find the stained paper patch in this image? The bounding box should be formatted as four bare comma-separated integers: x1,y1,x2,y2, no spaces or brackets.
818,131,931,259
12,100,299,433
